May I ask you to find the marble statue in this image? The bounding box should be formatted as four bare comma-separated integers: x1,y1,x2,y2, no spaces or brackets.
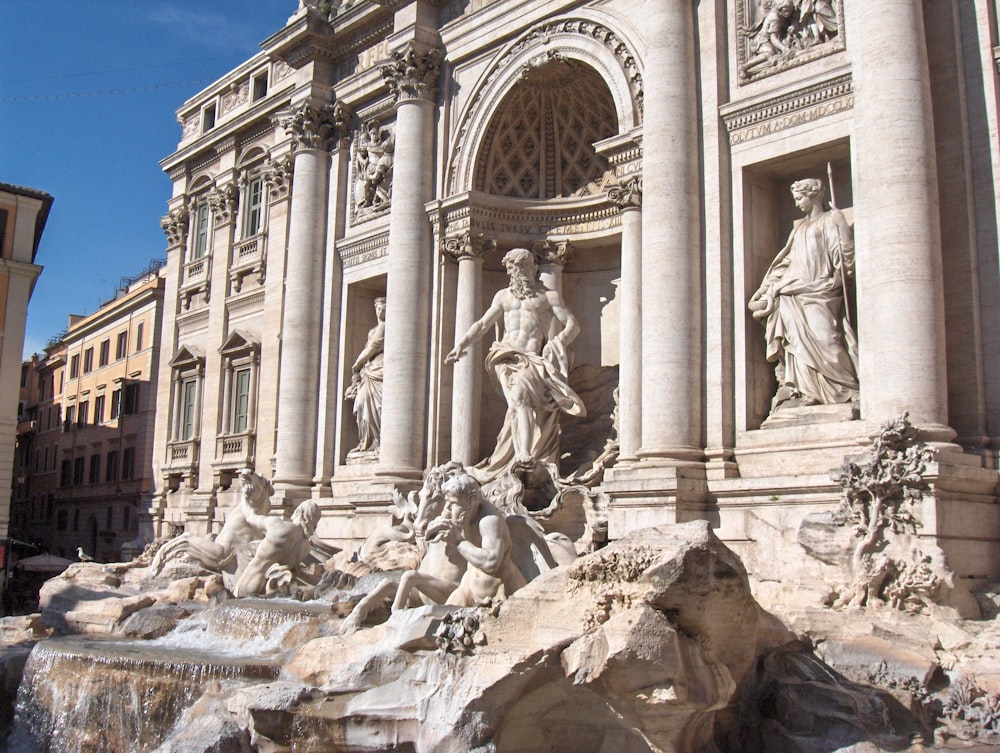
149,468,272,576
446,248,586,479
432,472,527,606
234,499,322,597
345,296,385,458
741,0,796,76
341,461,467,634
354,120,393,210
749,178,859,412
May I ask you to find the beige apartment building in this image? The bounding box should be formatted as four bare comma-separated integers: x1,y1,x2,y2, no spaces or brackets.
150,1,1000,589
16,267,165,561
0,183,50,570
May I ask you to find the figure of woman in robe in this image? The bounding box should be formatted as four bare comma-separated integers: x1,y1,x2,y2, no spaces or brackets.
345,297,385,455
749,178,859,411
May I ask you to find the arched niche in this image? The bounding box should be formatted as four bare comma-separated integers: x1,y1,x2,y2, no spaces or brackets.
447,15,643,196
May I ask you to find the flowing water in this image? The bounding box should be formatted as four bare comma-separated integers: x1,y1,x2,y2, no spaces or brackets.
7,599,336,753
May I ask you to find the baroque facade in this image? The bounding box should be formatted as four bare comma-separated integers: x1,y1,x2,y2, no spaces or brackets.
151,0,1000,589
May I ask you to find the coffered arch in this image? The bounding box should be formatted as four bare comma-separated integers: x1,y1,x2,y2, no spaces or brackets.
447,15,643,196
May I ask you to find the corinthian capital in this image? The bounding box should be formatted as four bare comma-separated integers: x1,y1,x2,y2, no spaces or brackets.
208,183,239,225
606,176,643,211
442,231,496,262
380,43,443,103
532,239,574,268
276,100,348,152
160,208,189,248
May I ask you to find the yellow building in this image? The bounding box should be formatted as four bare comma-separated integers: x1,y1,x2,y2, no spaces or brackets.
0,183,50,568
19,266,165,561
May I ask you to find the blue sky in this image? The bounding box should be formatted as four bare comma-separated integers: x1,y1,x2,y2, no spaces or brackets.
1,1,295,357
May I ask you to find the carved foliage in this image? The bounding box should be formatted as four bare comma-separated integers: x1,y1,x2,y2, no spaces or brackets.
262,157,294,202
160,208,189,248
441,232,497,262
606,176,642,211
830,413,945,612
532,240,574,268
277,101,348,152
207,183,238,226
380,43,443,103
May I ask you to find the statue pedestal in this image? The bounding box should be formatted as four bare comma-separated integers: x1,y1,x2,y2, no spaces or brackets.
761,403,859,429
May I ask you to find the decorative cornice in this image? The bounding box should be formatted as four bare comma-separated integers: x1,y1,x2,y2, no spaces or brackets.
606,176,642,211
276,100,348,152
532,239,574,268
721,73,853,146
442,231,496,262
380,43,443,103
160,208,189,248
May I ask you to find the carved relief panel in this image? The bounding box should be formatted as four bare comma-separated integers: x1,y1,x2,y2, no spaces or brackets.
351,119,394,221
736,0,845,84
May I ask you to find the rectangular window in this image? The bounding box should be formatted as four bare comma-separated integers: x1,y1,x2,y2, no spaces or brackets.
20,365,27,388
193,202,210,259
106,506,113,531
43,447,48,472
56,510,67,532
73,509,79,531
77,400,88,427
182,380,197,440
122,447,136,481
135,322,144,352
202,103,216,132
93,394,105,424
70,354,80,378
110,389,121,419
124,383,140,415
99,339,110,367
252,71,268,101
116,331,128,359
63,405,75,431
73,457,85,485
243,177,264,238
83,347,94,373
123,505,131,532
106,450,119,482
88,453,101,484
232,367,251,434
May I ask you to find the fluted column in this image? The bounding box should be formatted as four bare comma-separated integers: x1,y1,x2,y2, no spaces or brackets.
846,1,953,442
377,43,442,476
608,178,643,461
638,0,702,463
272,100,342,488
445,232,496,465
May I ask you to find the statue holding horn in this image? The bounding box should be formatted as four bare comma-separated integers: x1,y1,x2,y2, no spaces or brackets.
748,172,859,413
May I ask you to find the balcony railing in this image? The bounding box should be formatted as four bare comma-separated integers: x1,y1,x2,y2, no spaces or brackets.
230,235,266,294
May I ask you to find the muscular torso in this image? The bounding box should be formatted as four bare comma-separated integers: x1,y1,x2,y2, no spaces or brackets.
500,291,554,354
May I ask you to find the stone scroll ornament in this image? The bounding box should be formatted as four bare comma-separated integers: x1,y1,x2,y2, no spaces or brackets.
738,0,843,83
830,413,952,612
749,171,859,414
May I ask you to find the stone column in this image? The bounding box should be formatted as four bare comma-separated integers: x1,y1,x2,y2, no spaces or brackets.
444,232,496,465
377,43,442,477
272,100,341,492
846,1,953,442
608,178,643,461
638,0,702,463
533,240,574,293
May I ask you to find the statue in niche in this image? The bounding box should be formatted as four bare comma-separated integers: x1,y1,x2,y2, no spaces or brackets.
446,248,586,480
345,296,385,460
749,178,859,413
354,119,394,211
